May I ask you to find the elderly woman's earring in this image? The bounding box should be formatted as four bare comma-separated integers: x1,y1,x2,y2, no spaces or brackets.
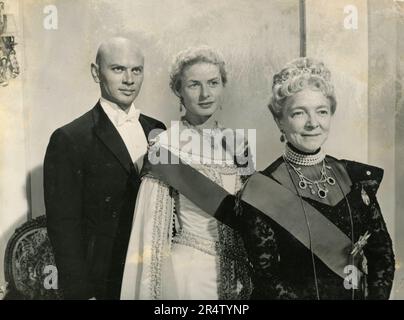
280,131,286,143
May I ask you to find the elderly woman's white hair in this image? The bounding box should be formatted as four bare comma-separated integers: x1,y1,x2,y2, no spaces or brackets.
268,57,337,120
169,45,227,96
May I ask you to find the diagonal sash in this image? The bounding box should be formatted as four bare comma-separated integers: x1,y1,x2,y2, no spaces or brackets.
147,147,358,280
241,173,355,280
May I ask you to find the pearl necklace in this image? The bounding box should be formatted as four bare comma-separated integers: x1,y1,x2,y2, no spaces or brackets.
283,144,334,199
284,143,325,166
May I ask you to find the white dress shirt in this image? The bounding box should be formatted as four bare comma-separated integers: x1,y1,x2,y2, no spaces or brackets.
100,97,148,173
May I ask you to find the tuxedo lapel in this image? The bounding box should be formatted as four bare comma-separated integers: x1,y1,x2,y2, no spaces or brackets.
92,103,132,174
139,114,164,142
138,114,152,142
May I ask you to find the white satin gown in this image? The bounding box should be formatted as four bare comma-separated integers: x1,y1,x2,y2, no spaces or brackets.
120,122,252,300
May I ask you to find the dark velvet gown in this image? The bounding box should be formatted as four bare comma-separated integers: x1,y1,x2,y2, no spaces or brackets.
218,155,395,300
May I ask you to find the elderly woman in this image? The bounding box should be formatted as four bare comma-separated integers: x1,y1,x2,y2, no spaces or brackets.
217,57,395,300
120,46,252,300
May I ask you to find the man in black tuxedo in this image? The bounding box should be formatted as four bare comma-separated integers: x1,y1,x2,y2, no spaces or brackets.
44,37,166,299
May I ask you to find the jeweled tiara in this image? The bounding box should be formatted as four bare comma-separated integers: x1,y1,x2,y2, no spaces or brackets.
273,58,332,87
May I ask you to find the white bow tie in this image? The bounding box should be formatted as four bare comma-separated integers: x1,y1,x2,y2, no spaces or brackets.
116,109,140,126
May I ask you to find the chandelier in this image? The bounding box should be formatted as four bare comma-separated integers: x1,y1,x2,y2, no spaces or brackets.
0,1,19,87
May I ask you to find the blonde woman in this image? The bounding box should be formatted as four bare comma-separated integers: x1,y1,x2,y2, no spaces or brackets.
121,46,252,300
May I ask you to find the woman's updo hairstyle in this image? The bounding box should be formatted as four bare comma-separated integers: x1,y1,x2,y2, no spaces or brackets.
268,57,336,120
169,45,227,97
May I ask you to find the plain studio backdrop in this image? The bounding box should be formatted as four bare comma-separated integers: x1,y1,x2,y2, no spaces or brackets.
0,0,403,298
